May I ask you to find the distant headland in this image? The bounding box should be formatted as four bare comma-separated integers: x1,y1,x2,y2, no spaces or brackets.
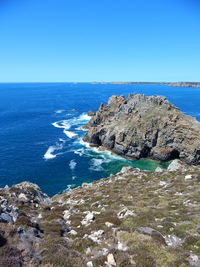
89,82,200,87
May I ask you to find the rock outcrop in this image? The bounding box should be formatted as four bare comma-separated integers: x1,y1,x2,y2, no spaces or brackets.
83,94,200,165
0,162,200,266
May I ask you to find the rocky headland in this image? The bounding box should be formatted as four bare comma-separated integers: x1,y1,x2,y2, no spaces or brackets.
0,160,200,266
108,82,200,88
83,94,200,165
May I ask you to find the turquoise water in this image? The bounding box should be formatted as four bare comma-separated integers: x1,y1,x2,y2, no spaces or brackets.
0,83,199,196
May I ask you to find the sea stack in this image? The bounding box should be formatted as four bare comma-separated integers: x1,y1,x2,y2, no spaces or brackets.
83,94,200,165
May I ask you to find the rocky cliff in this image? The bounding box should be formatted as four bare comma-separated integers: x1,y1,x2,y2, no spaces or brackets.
0,161,200,266
83,94,200,165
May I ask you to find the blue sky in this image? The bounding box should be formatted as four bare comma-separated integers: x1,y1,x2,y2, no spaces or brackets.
0,0,199,82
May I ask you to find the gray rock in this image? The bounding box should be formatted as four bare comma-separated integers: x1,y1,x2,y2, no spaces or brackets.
155,167,164,172
167,159,187,171
84,94,200,165
0,213,13,223
133,227,166,245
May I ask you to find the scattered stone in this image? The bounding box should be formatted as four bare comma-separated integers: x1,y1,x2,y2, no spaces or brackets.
84,230,104,244
117,241,128,251
165,235,183,247
81,212,95,225
70,229,77,235
86,247,92,255
155,167,164,172
86,261,93,267
106,253,116,266
105,222,114,227
159,181,168,186
188,254,200,267
120,166,133,173
117,208,136,219
185,174,193,180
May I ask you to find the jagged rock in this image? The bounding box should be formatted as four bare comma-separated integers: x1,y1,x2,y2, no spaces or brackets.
84,94,200,165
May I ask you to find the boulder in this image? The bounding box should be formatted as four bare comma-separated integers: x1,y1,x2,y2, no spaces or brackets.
167,159,186,171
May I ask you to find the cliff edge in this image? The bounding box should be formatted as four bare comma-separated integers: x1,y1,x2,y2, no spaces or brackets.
83,94,200,165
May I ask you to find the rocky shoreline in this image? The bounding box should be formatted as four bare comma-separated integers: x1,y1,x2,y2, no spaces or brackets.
0,160,200,266
83,94,200,165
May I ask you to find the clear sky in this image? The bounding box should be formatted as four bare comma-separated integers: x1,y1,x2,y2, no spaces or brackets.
0,0,200,82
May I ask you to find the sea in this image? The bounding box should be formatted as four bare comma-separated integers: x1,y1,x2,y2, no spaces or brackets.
0,83,199,196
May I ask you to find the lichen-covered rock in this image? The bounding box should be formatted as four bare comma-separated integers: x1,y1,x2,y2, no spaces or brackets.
83,94,200,165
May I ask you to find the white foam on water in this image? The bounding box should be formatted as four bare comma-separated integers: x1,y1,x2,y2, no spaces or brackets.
72,176,77,180
63,184,72,192
89,158,105,171
78,138,91,148
75,126,87,131
52,120,71,129
64,130,78,138
54,109,66,114
59,138,66,143
73,148,85,156
43,143,63,160
52,113,91,140
77,138,127,161
43,146,57,159
78,113,91,121
69,159,77,171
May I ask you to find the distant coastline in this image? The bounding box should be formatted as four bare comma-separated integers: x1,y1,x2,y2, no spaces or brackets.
89,81,200,87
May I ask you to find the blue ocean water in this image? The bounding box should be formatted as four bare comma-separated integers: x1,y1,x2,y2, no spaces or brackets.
0,83,199,196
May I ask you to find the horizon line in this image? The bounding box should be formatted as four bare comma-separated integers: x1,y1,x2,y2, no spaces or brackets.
0,81,200,84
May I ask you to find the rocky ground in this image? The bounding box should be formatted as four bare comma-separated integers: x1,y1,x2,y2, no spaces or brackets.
0,160,200,266
83,94,200,165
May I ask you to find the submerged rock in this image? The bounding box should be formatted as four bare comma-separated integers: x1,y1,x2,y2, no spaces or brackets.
83,94,200,165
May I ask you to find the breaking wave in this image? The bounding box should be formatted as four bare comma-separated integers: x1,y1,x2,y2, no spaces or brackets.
63,130,78,138
54,109,66,114
69,159,77,171
43,143,63,160
89,158,105,171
